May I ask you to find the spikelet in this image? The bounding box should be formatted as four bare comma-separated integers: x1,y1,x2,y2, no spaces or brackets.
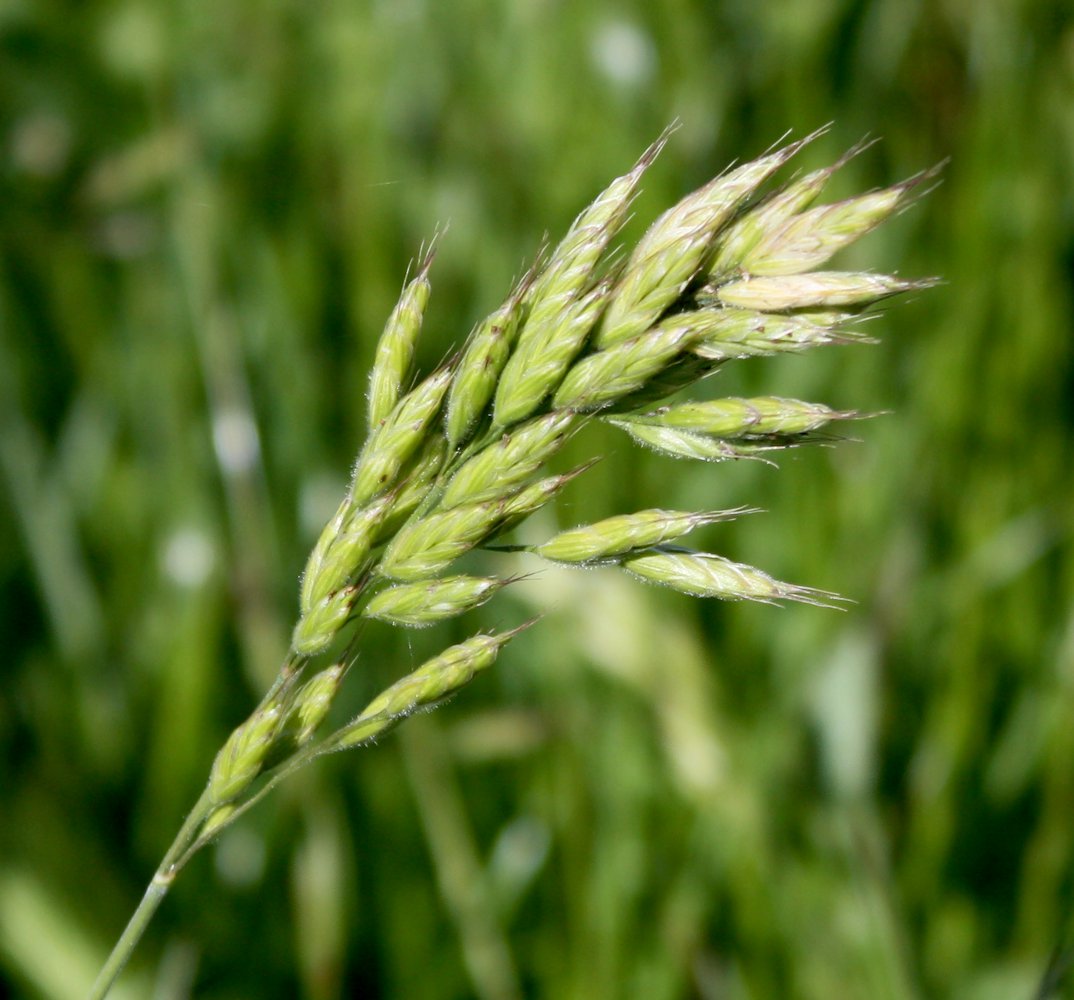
367,239,438,427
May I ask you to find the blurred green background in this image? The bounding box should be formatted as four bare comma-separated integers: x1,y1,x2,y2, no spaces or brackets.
2,0,1072,997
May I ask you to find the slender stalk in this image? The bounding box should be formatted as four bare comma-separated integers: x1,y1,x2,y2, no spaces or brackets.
86,787,215,1000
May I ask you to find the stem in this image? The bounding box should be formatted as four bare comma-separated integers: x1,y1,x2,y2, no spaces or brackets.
86,787,215,1000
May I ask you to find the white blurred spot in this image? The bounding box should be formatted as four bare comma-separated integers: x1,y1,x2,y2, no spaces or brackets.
161,527,215,587
214,827,266,888
212,408,261,475
299,473,347,537
590,19,657,89
488,815,550,907
809,629,877,799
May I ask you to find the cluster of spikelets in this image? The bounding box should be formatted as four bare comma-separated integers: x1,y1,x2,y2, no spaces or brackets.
200,127,935,840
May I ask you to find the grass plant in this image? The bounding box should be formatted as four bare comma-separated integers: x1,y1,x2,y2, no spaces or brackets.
86,128,933,1000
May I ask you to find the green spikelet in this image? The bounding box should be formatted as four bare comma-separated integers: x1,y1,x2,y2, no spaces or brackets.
595,129,825,349
362,575,508,627
367,240,437,428
446,274,532,447
333,623,532,749
350,365,454,506
536,508,752,564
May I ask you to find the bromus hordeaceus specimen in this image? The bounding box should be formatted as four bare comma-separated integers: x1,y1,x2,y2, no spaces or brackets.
88,127,936,998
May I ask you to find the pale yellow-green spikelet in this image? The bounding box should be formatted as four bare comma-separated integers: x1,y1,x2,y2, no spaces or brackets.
628,397,857,437
362,575,507,627
290,663,345,745
301,492,395,613
349,364,453,506
622,549,841,607
741,174,929,277
207,705,284,805
595,130,822,350
367,242,436,428
684,309,867,362
717,272,935,312
552,324,695,412
536,508,752,564
334,625,530,749
299,497,351,615
604,419,769,463
439,411,577,509
530,130,667,303
513,131,669,361
291,585,359,656
379,500,503,581
493,279,611,427
446,276,530,447
708,162,840,280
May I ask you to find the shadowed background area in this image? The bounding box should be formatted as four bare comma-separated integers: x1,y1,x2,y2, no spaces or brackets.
1,1,1072,998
